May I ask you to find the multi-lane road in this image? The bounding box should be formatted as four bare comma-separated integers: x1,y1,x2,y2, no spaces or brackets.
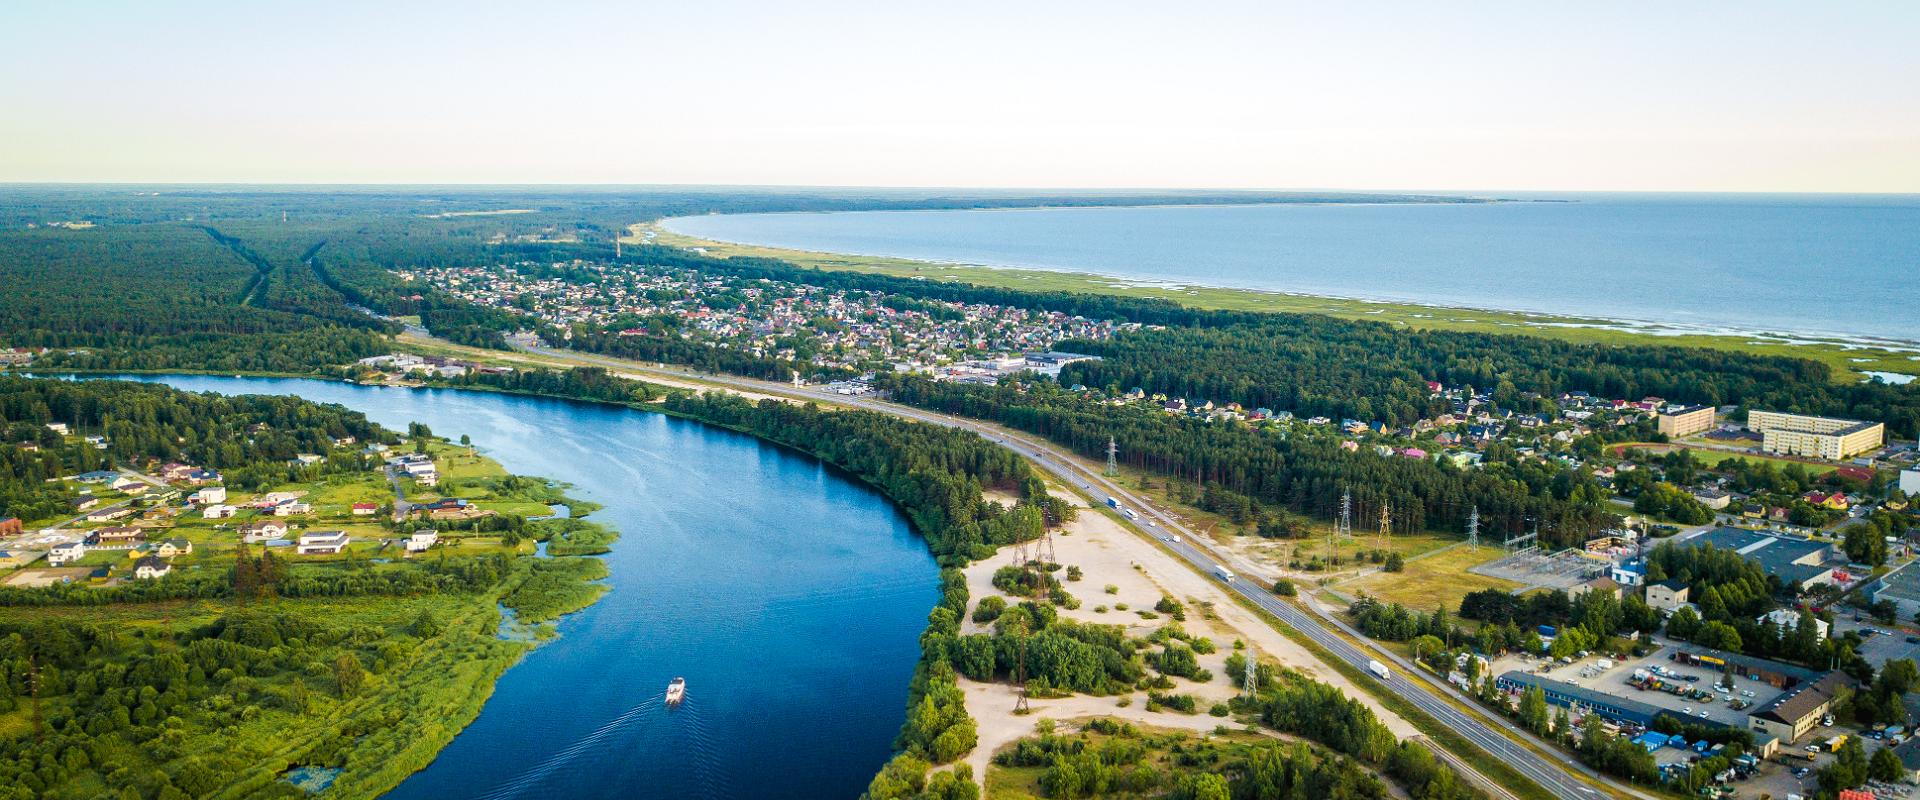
490,341,1629,800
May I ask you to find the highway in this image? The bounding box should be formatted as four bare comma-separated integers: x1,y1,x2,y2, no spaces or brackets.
497,342,1628,799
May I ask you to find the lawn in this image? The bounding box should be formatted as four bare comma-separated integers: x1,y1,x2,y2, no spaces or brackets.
1611,442,1839,475
430,442,507,481
1340,543,1519,612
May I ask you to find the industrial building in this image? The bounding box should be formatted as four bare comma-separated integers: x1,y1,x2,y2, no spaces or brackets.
1656,405,1716,438
1746,410,1885,460
1747,671,1852,744
1902,468,1920,496
1495,671,1705,728
1682,527,1842,593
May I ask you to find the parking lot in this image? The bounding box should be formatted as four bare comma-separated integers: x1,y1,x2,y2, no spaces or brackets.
1496,642,1789,728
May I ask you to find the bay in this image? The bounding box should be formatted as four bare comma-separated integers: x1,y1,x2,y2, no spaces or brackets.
663,194,1920,342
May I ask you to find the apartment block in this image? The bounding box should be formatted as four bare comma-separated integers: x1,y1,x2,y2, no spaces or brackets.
1656,405,1716,438
1747,410,1885,460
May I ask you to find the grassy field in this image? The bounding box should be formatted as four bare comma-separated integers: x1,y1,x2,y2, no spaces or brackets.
639,222,1920,383
1340,542,1519,612
1610,441,1841,475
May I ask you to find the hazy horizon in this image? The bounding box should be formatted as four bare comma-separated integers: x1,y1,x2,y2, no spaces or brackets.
5,1,1916,192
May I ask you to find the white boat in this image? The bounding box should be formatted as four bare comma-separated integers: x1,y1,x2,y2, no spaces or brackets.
665,677,686,706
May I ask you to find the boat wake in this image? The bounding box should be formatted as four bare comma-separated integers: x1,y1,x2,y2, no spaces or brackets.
477,696,663,800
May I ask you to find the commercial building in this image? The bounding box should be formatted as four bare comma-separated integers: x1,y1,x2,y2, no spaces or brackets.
1657,405,1716,438
1496,671,1713,729
1684,527,1841,593
1902,468,1920,497
1747,671,1852,744
1747,410,1885,460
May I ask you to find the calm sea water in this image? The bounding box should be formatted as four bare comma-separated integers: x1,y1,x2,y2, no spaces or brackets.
121,376,934,800
664,194,1920,342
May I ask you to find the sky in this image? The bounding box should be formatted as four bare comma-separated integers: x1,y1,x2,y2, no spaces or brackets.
2,1,1916,192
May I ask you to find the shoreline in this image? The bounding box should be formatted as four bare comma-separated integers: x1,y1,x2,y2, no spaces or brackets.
641,218,1920,383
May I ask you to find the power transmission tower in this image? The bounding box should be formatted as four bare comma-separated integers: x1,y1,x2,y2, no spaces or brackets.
1036,528,1056,566
1242,650,1258,698
28,653,42,741
1104,437,1119,477
1377,501,1391,548
1013,630,1031,713
1330,490,1351,570
1465,505,1480,547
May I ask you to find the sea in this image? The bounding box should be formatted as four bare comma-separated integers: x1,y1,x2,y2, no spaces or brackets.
662,193,1920,346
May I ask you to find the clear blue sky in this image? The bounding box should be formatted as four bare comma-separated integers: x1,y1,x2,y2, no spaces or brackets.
2,1,1915,191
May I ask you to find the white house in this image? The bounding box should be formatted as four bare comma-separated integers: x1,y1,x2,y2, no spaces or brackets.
405,530,438,553
48,542,85,566
272,502,313,517
203,504,237,519
189,486,228,505
133,555,171,580
109,476,144,492
1759,608,1830,639
296,530,350,555
239,520,289,543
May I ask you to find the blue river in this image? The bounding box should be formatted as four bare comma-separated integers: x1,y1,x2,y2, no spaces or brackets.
664,194,1920,343
124,376,934,800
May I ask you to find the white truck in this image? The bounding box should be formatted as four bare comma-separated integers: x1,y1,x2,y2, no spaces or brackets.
1368,659,1391,680
1212,564,1235,582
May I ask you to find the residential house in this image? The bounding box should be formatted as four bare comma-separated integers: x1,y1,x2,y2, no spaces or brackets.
239,520,289,543
271,502,313,517
48,542,85,566
188,486,227,505
1803,491,1850,511
69,495,99,512
1570,576,1623,600
1693,489,1732,510
296,530,350,555
84,507,133,522
405,530,439,553
203,504,237,519
132,555,171,580
351,502,379,516
1647,580,1691,612
148,538,193,558
90,526,145,545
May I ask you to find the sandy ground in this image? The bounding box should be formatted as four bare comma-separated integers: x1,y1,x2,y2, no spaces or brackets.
956,488,1418,782
3,566,89,587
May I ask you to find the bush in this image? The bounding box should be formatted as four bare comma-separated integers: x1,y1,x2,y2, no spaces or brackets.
1147,692,1198,713
972,596,1007,624
1271,579,1296,596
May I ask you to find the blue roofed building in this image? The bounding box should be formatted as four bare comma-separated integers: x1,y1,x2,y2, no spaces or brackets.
1679,527,1842,593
